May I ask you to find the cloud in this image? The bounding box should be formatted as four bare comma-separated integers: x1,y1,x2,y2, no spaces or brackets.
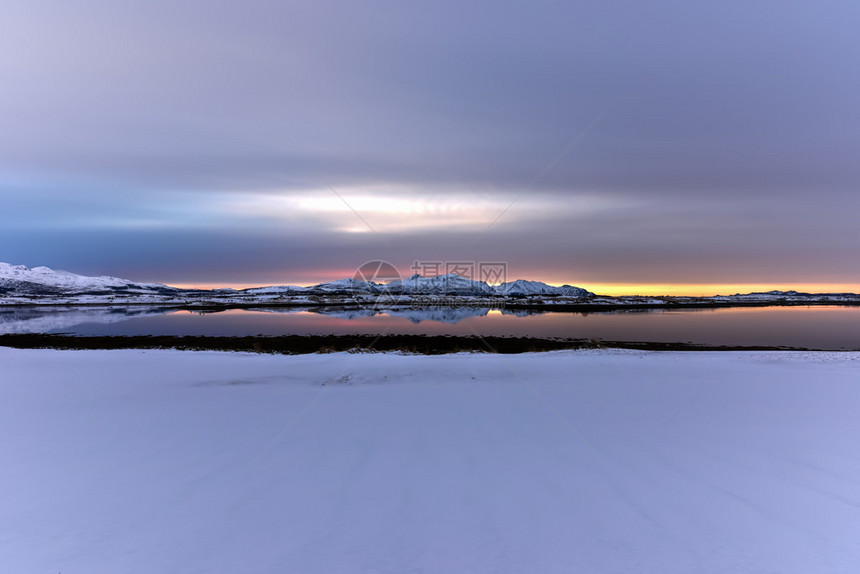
2,0,859,286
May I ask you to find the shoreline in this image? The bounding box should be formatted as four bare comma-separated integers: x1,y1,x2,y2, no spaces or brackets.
2,300,860,311
0,333,845,354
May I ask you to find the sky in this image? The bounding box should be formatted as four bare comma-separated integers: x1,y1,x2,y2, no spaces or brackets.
2,0,859,295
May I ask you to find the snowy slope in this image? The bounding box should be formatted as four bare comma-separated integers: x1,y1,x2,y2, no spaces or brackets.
356,273,593,297
385,272,495,294
720,290,859,301
1,348,859,573
496,279,593,297
240,285,310,295
0,262,172,294
312,278,381,293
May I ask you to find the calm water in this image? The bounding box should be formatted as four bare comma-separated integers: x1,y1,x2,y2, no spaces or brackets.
3,305,860,349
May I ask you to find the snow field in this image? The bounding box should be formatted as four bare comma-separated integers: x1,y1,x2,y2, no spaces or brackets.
1,348,859,573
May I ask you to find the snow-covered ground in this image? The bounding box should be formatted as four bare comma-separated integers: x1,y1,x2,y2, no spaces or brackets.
1,348,859,573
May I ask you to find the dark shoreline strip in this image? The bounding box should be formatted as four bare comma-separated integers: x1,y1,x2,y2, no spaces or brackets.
0,334,837,354
2,301,860,311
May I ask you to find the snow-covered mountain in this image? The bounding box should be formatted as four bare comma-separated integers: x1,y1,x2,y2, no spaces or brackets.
378,274,593,297
0,262,174,295
313,278,382,293
235,273,592,297
383,273,496,295
240,285,309,295
496,279,592,297
713,290,860,302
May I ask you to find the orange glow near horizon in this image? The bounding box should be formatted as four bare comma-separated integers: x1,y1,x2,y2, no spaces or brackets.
168,282,313,291
575,283,860,297
165,280,860,297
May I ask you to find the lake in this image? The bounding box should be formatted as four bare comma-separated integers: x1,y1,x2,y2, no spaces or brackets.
2,305,860,349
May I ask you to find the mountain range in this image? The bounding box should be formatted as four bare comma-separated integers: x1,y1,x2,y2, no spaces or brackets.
0,263,177,295
3,262,859,306
0,262,592,299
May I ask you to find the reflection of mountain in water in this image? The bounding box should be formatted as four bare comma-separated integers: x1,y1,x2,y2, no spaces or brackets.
0,307,173,334
0,305,552,334
386,306,492,324
310,306,546,324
